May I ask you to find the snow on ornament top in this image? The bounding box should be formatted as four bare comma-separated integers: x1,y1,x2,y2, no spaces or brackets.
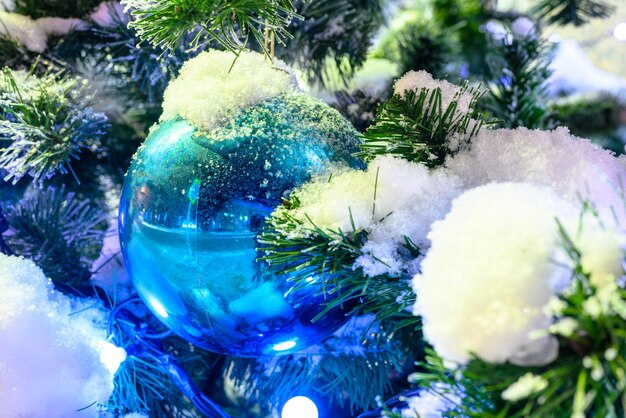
161,50,297,132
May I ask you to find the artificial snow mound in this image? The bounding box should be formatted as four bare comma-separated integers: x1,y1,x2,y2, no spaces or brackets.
0,11,84,52
277,156,463,276
413,183,578,366
394,70,477,114
0,254,116,417
161,50,296,131
447,127,626,225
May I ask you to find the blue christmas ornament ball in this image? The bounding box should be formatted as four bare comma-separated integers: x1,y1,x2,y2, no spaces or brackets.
119,90,363,356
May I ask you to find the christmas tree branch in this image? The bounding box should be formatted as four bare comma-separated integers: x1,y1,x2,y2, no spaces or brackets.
0,67,108,183
124,0,301,55
358,84,489,167
531,0,615,26
5,185,107,287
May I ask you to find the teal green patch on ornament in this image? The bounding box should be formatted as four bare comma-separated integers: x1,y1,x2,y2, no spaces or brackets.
119,90,364,356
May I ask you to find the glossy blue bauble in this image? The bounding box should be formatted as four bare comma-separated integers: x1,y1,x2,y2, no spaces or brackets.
119,92,363,356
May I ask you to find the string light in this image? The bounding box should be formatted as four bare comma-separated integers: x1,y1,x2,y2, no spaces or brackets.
281,396,319,418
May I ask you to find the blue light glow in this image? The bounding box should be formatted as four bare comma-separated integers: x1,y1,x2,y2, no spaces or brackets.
281,396,319,418
272,340,297,351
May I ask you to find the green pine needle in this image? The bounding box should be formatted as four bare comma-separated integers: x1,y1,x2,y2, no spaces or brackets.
531,0,615,26
6,185,107,287
0,67,108,184
483,30,555,129
227,320,406,413
358,84,489,167
125,0,301,56
258,197,419,328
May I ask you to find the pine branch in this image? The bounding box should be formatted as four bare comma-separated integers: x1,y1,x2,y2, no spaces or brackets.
258,198,419,328
386,21,458,80
0,68,108,184
358,84,488,168
410,217,626,417
5,185,107,288
280,0,384,86
55,17,195,105
531,0,615,26
482,28,555,129
332,89,387,133
124,0,300,55
0,34,39,70
226,319,407,413
13,0,102,18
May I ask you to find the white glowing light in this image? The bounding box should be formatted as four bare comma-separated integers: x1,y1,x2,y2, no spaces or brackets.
614,22,626,42
272,340,297,351
281,396,319,418
96,341,127,375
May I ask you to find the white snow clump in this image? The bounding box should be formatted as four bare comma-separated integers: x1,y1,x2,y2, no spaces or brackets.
0,11,84,52
161,50,297,131
412,182,579,366
447,127,626,225
394,70,477,115
0,254,120,417
401,385,460,418
279,155,463,276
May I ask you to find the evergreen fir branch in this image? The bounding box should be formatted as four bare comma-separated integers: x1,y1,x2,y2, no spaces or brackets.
0,34,38,71
393,22,457,79
0,67,108,184
107,298,211,417
280,0,384,86
482,29,555,129
14,0,102,18
408,219,626,417
358,85,488,167
332,88,387,133
226,319,406,413
531,0,615,26
5,185,107,287
124,0,300,55
258,200,418,328
55,17,195,105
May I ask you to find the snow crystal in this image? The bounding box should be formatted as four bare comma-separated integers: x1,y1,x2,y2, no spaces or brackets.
36,16,86,36
394,70,477,115
413,183,578,366
447,127,626,225
0,11,85,52
511,17,536,38
280,156,463,276
501,373,548,402
401,384,460,418
161,50,297,131
0,254,117,417
575,226,625,290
